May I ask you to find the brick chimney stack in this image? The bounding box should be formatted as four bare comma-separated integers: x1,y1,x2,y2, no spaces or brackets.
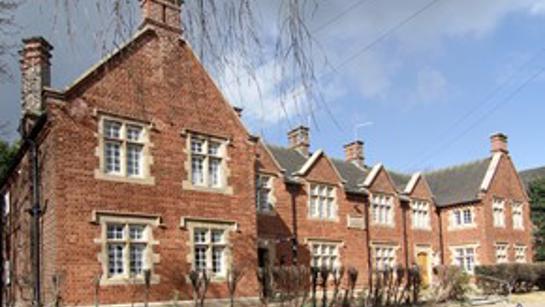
490,132,508,154
19,37,52,135
288,126,310,157
140,0,183,32
344,140,364,167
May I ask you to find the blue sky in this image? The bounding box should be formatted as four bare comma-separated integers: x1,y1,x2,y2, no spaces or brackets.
1,0,545,174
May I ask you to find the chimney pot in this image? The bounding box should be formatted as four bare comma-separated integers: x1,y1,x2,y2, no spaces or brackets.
288,126,310,157
344,140,365,167
490,132,508,154
140,0,183,32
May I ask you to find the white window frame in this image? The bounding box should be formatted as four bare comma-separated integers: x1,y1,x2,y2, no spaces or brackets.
308,183,337,221
495,243,508,264
188,134,227,189
492,198,506,228
183,219,236,280
97,115,153,183
192,227,228,277
514,245,527,263
372,244,397,271
512,202,524,230
411,200,430,230
371,194,394,226
309,241,341,269
450,207,475,229
256,174,275,214
94,214,160,286
451,245,477,273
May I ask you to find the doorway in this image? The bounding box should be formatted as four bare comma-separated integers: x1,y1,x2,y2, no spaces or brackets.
416,251,430,286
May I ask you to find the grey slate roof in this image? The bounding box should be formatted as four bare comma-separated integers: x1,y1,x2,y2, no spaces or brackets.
424,158,491,207
389,171,411,192
265,144,307,181
331,158,370,193
265,143,369,192
519,166,545,190
264,143,506,207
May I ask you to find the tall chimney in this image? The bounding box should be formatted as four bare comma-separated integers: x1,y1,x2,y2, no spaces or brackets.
344,140,364,167
288,126,310,157
19,37,52,135
140,0,183,32
490,132,508,154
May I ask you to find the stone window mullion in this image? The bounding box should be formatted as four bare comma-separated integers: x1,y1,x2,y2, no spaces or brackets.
206,228,212,272
123,224,130,277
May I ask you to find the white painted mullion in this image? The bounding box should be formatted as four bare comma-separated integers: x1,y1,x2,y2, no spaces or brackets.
203,139,210,187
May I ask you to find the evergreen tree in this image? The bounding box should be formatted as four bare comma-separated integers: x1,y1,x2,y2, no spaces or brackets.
0,139,18,182
529,177,545,261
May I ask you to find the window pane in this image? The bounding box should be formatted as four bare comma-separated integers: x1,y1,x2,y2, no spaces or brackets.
104,120,121,139
129,225,145,240
108,243,124,276
463,210,472,224
107,224,124,240
127,144,143,177
211,229,224,243
194,228,207,243
191,138,204,154
130,244,145,275
127,125,143,142
208,142,221,156
310,197,317,217
104,142,121,174
209,158,221,187
454,211,461,225
194,246,207,271
212,247,223,273
191,156,204,185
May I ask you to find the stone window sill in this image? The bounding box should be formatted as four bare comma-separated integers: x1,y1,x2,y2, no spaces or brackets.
94,170,155,185
182,181,233,195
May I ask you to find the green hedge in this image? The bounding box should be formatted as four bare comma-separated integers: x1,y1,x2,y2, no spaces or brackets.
475,263,545,293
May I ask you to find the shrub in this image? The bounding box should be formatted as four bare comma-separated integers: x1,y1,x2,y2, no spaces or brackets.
534,263,545,290
432,265,471,303
475,263,542,293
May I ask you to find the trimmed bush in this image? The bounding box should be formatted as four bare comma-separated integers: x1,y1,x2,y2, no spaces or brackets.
475,263,545,293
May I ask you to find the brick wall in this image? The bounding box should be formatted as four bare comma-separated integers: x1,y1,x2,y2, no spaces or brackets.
36,26,259,305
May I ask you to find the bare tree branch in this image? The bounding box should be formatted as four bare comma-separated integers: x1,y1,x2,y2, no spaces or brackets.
49,0,330,127
0,0,22,82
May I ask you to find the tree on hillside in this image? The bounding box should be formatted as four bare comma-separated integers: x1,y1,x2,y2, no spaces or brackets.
0,138,18,182
529,177,545,261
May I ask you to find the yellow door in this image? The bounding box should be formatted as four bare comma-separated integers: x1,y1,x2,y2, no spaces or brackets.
417,252,429,286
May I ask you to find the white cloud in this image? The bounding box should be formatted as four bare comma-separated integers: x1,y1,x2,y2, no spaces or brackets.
530,0,545,15
416,67,447,103
220,58,345,125
308,0,545,101
222,0,545,118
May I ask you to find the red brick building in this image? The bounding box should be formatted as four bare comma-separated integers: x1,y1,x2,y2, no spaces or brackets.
0,1,533,306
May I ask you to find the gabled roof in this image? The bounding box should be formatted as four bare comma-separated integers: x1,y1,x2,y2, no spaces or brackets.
265,144,307,182
265,143,368,193
295,149,324,176
425,157,492,207
388,170,412,192
63,26,156,95
404,172,422,194
331,158,370,193
519,166,545,190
